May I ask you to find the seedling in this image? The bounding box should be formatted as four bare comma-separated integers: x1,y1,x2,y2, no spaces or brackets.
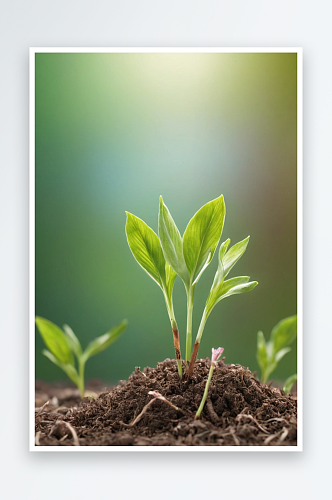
256,315,297,384
188,235,258,376
35,317,127,398
125,212,182,375
159,195,226,365
195,347,224,419
126,195,257,377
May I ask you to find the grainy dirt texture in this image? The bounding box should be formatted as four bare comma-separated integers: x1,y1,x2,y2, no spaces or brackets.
35,359,297,447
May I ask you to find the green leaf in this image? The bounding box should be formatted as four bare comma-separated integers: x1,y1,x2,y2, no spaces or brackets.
43,349,80,387
158,196,189,285
222,236,250,278
270,315,297,354
126,212,166,287
256,331,268,376
209,239,230,290
82,320,127,363
183,195,225,284
63,324,82,358
205,276,258,318
35,317,74,365
219,238,231,262
283,374,297,394
274,346,292,363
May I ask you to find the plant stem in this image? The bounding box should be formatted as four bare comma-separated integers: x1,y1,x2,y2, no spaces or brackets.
188,310,207,377
185,285,195,363
195,361,215,419
171,319,182,377
78,359,86,399
164,292,182,377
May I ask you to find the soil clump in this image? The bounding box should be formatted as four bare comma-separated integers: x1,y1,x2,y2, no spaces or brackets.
35,359,297,447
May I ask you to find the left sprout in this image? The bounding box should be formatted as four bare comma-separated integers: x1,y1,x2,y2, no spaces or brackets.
125,212,183,376
35,317,127,398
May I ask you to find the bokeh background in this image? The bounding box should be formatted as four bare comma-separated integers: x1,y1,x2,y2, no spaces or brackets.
35,52,297,384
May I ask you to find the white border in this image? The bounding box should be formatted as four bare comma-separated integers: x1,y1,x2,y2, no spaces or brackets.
29,47,302,452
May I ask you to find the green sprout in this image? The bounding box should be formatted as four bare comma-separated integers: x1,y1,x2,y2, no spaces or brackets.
187,235,258,376
256,315,297,384
195,347,224,419
126,195,257,377
35,317,127,398
125,212,182,375
159,195,226,366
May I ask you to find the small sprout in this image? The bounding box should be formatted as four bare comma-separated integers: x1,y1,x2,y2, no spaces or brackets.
188,236,258,376
125,211,182,375
35,317,127,398
283,374,297,394
159,195,226,364
195,347,224,419
211,347,225,363
256,315,297,384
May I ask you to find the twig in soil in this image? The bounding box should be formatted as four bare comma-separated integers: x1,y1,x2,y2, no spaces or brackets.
279,427,289,442
49,420,80,446
148,391,185,414
35,401,49,416
121,391,185,428
263,427,289,445
236,413,270,434
266,417,288,424
35,431,41,446
229,427,240,446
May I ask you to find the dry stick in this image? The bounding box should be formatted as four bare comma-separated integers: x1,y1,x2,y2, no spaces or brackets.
122,391,185,428
49,420,80,446
266,417,288,424
279,427,289,442
63,422,80,446
35,401,50,416
236,414,270,434
35,431,41,446
229,427,240,446
263,427,289,445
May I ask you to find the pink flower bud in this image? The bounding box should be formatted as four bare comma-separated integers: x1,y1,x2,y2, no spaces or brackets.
211,347,224,363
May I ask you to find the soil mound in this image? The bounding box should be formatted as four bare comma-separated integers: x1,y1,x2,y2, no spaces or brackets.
35,359,297,446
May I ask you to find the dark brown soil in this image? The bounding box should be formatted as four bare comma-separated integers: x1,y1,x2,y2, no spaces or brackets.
35,359,297,447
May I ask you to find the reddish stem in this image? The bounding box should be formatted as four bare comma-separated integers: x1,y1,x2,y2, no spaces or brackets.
187,341,200,377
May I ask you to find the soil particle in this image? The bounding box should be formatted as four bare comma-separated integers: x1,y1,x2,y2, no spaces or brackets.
35,359,297,447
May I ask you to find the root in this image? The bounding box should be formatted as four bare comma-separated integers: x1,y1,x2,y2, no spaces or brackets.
236,413,270,434
49,420,80,446
121,391,185,428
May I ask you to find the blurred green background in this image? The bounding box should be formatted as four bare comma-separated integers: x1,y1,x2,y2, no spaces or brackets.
35,52,297,384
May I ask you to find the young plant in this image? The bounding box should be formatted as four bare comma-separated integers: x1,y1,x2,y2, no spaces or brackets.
159,195,226,364
256,315,297,384
125,212,182,375
126,194,257,378
283,374,297,394
195,347,224,419
35,317,127,398
188,236,258,376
